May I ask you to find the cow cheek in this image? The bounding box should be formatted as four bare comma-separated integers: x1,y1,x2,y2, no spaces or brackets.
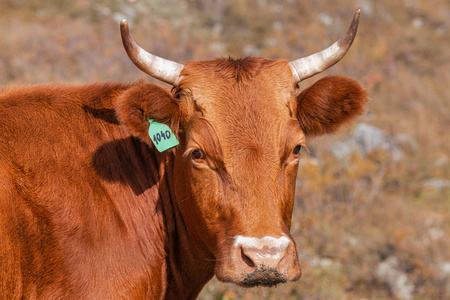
281,163,299,230
174,162,222,253
192,169,222,233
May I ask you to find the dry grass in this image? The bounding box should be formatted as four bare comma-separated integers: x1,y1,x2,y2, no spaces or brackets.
1,0,449,299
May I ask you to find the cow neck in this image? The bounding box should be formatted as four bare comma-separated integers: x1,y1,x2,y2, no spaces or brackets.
155,151,214,299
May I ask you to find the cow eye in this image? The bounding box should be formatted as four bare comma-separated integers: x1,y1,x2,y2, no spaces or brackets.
293,145,302,156
191,149,206,160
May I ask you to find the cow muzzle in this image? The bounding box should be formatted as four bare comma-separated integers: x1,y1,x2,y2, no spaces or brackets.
216,236,301,287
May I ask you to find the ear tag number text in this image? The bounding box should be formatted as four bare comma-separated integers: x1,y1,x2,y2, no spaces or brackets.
148,119,179,152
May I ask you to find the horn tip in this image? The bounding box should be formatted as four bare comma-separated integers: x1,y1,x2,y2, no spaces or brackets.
349,9,361,31
120,19,129,36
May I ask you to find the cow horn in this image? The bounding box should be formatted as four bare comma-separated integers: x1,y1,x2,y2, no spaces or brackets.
289,9,360,82
120,19,184,86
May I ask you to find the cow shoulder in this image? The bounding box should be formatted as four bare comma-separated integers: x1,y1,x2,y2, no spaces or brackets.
0,82,169,298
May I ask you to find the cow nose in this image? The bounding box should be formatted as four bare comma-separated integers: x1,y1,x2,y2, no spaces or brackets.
240,241,287,269
232,236,301,287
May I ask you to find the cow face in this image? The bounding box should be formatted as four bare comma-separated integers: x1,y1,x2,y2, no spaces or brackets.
173,58,303,286
116,10,367,287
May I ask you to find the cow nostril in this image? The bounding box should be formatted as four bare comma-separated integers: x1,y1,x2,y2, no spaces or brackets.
240,247,255,268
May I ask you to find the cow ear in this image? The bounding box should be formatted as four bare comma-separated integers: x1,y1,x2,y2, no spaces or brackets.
115,83,180,142
296,75,368,137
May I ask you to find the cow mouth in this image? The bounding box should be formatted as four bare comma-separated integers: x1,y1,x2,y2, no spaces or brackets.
214,234,302,287
240,264,288,287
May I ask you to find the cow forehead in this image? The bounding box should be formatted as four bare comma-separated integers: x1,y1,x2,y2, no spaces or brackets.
179,58,301,171
179,58,296,135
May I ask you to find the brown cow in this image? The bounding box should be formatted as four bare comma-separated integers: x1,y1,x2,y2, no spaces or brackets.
0,10,367,299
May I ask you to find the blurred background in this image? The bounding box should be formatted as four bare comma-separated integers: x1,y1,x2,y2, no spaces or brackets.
1,0,448,299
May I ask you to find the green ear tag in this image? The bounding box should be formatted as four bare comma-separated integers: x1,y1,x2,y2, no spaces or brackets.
148,119,179,152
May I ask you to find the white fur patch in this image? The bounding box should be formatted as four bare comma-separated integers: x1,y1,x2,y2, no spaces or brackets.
233,236,290,250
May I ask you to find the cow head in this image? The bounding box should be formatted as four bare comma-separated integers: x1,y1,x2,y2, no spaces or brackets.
116,10,368,287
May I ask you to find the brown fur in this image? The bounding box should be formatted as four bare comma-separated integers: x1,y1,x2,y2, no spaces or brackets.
195,57,280,83
0,57,368,299
0,82,169,299
296,75,369,136
115,82,181,143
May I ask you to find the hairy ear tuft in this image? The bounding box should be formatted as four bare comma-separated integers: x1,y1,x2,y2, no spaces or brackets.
297,75,369,137
115,83,180,142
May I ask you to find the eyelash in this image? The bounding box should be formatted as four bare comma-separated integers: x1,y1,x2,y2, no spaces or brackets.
191,149,206,161
290,144,305,161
